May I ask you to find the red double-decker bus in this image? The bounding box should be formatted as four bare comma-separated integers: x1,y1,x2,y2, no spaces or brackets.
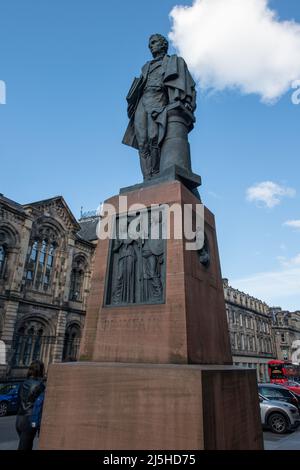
268,360,300,384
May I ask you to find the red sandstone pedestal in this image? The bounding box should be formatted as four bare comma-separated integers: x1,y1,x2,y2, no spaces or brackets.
39,362,262,450
39,181,263,450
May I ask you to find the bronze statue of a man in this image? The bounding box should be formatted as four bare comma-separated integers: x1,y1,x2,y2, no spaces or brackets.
122,34,196,181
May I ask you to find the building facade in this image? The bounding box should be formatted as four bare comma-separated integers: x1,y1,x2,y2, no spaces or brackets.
223,279,275,382
270,307,300,363
0,194,97,379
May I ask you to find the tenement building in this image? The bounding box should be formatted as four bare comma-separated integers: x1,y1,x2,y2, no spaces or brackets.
270,307,300,362
0,194,98,379
223,279,275,382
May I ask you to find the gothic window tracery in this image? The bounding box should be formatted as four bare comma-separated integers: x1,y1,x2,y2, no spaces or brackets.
62,323,81,361
12,320,54,367
26,225,59,291
69,256,87,301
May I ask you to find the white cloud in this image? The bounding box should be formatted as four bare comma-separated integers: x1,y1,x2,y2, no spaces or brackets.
278,254,300,268
232,268,300,309
246,181,296,208
284,220,300,230
169,0,300,102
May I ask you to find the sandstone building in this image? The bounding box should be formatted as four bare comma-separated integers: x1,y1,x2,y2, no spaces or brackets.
270,307,300,362
223,279,275,382
0,193,97,379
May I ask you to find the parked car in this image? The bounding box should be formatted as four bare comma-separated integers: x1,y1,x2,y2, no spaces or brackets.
259,394,300,433
0,382,21,417
258,383,300,411
282,380,300,396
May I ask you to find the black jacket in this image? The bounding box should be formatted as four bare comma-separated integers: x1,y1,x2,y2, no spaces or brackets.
17,378,45,416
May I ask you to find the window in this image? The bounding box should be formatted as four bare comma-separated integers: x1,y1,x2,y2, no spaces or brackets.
69,269,83,301
62,324,81,361
12,321,54,367
260,387,279,399
281,333,285,343
241,334,245,350
0,245,6,278
260,387,291,400
69,256,86,302
26,239,56,291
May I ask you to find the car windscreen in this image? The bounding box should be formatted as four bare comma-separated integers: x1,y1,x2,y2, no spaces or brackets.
0,384,19,394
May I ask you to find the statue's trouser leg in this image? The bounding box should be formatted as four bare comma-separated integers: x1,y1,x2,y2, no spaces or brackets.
134,101,152,180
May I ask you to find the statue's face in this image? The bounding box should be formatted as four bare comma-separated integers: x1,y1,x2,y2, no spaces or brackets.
149,35,167,58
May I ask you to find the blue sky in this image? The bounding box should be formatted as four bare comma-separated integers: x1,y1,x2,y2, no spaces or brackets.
0,0,299,310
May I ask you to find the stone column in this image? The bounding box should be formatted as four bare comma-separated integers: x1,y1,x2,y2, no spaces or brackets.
51,310,67,363
62,237,75,303
256,364,260,383
82,256,93,311
10,217,33,293
264,363,269,382
1,300,19,372
160,103,193,174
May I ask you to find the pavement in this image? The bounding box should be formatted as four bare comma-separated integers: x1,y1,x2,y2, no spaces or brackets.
263,426,300,450
0,415,38,450
0,415,299,450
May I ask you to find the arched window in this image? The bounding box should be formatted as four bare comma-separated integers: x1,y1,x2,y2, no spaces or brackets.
70,269,83,301
12,321,54,368
32,328,43,361
63,324,81,361
0,245,6,278
23,327,34,365
26,239,57,291
69,256,86,301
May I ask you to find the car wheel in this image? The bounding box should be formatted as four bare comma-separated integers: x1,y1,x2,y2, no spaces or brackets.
0,401,8,417
268,412,290,434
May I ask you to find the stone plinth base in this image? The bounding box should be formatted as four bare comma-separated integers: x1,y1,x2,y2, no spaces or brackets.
39,362,263,450
80,181,232,366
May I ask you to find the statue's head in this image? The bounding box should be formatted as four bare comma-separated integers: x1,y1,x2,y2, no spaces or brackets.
149,34,169,58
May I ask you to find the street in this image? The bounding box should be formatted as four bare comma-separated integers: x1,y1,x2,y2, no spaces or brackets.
0,415,299,450
264,427,300,450
0,415,38,450
0,415,19,450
